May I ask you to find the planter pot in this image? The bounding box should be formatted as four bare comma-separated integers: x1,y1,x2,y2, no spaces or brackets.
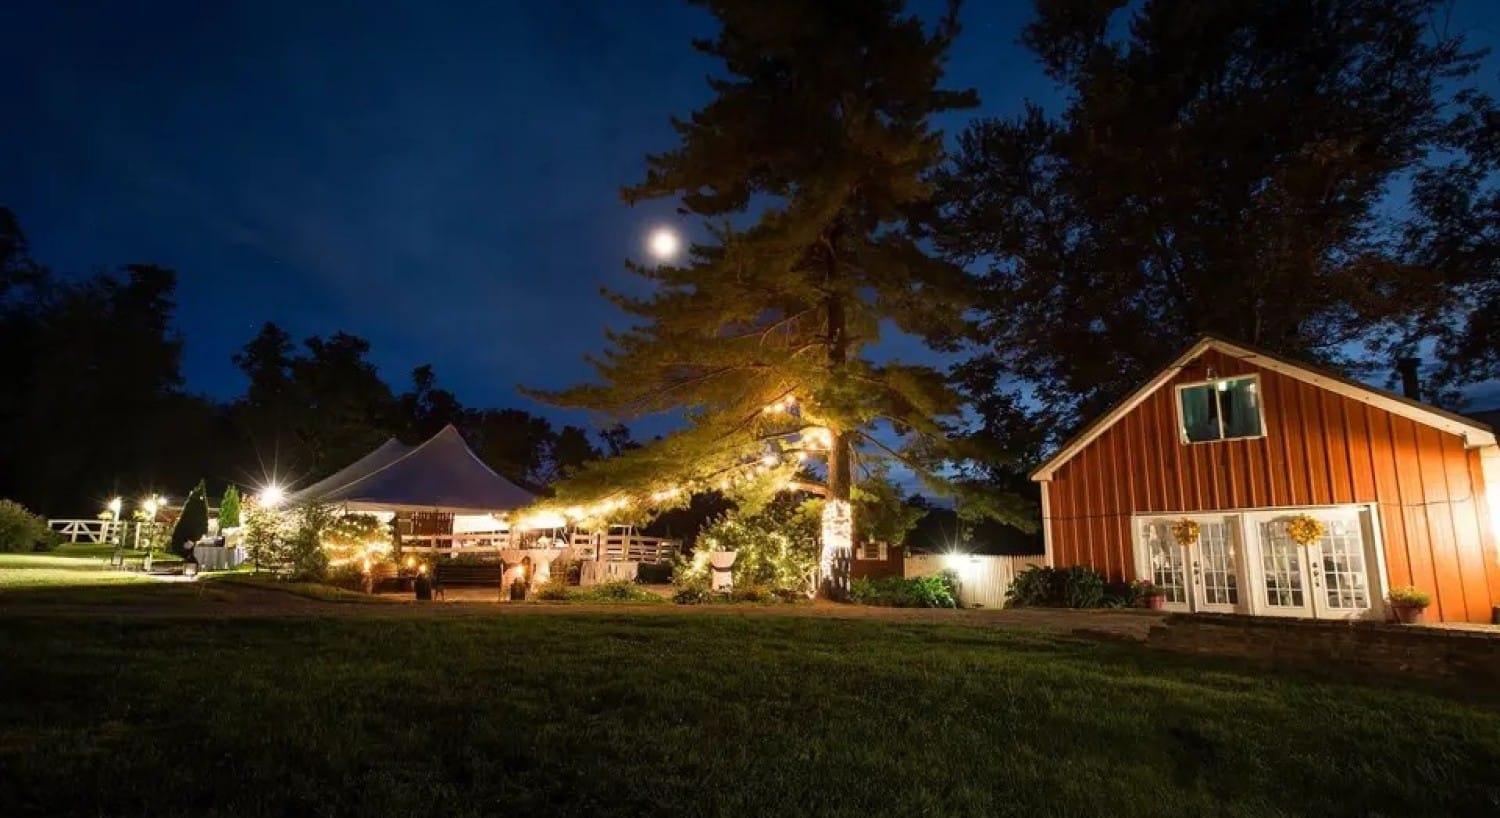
414,576,432,601
1146,595,1165,610
509,580,528,601
1391,603,1426,624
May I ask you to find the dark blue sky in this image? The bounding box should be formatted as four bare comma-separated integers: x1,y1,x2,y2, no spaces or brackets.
3,0,1498,429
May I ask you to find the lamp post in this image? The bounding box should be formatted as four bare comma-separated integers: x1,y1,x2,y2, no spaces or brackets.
140,495,161,553
106,497,122,545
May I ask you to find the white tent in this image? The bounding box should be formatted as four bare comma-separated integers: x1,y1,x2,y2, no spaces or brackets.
286,438,413,506
288,425,535,514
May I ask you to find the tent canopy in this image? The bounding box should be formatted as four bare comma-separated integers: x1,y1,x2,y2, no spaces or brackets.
289,425,536,514
287,438,413,506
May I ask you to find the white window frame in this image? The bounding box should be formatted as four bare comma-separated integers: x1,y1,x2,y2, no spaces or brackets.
1174,373,1266,444
857,541,888,561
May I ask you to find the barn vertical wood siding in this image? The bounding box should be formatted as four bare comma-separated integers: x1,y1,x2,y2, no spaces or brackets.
1044,348,1500,623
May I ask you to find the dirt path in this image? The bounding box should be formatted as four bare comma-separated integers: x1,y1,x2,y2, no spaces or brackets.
0,580,1167,640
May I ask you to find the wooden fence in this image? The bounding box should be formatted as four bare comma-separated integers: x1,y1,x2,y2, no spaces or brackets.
569,532,680,564
49,519,120,543
903,554,1046,609
397,530,680,564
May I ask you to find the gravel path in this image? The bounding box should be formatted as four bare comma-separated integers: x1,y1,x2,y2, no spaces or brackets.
0,580,1167,640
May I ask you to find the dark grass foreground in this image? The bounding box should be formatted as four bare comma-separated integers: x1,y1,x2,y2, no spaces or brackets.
2,614,1497,817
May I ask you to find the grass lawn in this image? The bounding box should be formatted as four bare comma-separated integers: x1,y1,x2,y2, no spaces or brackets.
206,570,390,604
0,550,223,606
1,613,1497,817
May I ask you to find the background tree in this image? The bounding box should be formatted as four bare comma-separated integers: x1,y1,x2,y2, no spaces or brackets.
170,479,209,554
230,326,396,483
0,229,217,513
939,0,1490,445
396,364,465,442
1403,83,1500,392
532,0,1027,595
218,484,242,530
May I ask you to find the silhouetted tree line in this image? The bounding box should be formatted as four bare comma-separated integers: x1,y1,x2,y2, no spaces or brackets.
4,0,1497,526
0,207,633,515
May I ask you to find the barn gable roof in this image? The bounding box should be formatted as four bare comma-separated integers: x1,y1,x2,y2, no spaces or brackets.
1031,335,1498,482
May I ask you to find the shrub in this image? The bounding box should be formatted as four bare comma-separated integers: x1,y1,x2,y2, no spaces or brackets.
534,574,571,600
1060,565,1106,608
242,505,290,569
849,574,958,608
0,499,56,553
675,579,708,606
218,485,242,530
170,480,209,554
285,504,333,581
729,584,770,603
1006,565,1109,608
326,563,366,590
693,502,818,597
569,580,662,603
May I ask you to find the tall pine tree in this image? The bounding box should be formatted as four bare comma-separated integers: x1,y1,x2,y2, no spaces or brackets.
532,0,1025,595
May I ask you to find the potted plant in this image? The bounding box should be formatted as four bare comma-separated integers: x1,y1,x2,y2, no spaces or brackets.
1387,585,1431,624
1133,579,1166,610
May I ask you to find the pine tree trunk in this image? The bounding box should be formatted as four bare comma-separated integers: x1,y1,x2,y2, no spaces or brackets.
818,430,853,599
818,283,853,599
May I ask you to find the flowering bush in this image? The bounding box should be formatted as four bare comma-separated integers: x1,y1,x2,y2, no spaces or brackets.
1388,585,1431,608
1132,579,1165,599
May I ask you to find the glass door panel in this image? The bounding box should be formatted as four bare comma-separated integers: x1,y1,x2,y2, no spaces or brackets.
1140,521,1189,610
1256,521,1313,617
1193,521,1240,612
1311,517,1373,618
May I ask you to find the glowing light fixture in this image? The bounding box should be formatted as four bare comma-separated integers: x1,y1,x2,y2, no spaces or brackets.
106,497,122,518
258,485,286,508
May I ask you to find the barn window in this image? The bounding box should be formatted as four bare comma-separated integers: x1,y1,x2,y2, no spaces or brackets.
1177,376,1264,443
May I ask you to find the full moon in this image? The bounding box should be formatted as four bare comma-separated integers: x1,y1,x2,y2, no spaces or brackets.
647,227,681,260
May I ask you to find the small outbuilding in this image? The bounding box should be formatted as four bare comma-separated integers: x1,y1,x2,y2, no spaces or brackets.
1031,335,1500,624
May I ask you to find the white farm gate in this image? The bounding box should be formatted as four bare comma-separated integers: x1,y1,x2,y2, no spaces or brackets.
904,554,1046,608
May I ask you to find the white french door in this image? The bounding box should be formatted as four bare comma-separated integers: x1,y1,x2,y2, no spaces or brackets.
1136,517,1242,614
1250,511,1378,621
1135,506,1382,620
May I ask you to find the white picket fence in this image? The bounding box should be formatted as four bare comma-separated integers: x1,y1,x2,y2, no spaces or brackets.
568,531,680,564
49,519,120,543
904,554,1047,609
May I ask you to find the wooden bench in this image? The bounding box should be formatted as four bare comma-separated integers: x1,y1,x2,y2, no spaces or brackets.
432,563,506,598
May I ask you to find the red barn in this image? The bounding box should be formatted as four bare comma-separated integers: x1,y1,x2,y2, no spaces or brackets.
1031,336,1500,624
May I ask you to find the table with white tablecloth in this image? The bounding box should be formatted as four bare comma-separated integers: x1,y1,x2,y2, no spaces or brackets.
191,544,247,571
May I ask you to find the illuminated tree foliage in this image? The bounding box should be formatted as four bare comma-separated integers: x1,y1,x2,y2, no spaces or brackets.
531,0,1030,593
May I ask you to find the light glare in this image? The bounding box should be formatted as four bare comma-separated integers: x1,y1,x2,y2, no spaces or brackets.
647,227,681,260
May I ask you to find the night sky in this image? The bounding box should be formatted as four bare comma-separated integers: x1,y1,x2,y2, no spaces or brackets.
4,1,1498,427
